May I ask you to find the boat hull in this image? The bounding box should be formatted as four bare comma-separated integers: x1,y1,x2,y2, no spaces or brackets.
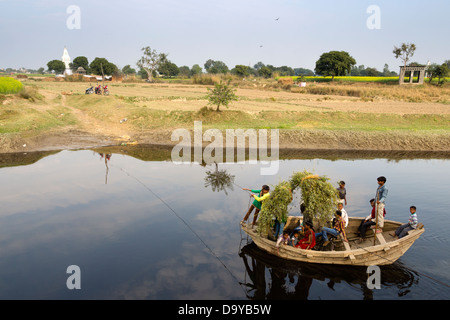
241,217,424,266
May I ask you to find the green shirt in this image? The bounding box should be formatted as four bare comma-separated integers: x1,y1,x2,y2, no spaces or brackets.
251,189,270,210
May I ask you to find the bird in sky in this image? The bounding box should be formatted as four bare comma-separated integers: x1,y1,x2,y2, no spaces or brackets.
275,17,280,21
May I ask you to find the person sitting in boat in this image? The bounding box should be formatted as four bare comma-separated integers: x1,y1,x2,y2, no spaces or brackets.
357,198,386,243
241,185,270,226
295,221,316,250
276,231,291,254
391,206,418,239
315,210,348,247
337,202,348,228
290,231,301,247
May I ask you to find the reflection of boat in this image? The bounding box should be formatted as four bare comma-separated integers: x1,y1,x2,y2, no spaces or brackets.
241,216,424,266
239,242,420,300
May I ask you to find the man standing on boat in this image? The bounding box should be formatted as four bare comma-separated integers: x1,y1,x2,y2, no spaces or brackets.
374,176,388,233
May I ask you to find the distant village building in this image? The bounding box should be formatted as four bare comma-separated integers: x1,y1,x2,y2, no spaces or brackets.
399,65,427,85
62,47,72,75
76,67,86,75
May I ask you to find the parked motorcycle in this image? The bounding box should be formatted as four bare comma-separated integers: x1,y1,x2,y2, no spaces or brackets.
103,85,109,96
85,86,94,94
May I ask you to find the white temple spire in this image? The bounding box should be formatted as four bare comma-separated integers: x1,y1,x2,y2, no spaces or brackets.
61,46,72,75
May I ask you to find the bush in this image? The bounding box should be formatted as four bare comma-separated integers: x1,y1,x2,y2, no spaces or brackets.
0,77,24,94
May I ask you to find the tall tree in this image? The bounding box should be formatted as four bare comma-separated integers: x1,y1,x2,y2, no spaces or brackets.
122,65,136,75
190,64,202,76
89,57,117,76
233,65,250,77
204,59,229,74
393,43,416,67
315,51,356,80
47,60,66,74
70,56,89,73
136,46,166,82
158,60,179,77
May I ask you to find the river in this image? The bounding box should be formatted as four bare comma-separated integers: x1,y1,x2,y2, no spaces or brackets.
0,146,449,300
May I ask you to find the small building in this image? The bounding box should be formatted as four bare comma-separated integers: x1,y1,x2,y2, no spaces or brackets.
399,65,427,85
76,67,86,75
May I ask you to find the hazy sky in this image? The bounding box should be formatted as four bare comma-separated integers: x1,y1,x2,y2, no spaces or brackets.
1,0,449,72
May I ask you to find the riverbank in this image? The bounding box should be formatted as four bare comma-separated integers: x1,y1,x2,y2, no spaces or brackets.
1,80,449,154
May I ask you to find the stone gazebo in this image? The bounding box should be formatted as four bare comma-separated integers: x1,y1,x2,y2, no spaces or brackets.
76,67,86,75
399,65,427,85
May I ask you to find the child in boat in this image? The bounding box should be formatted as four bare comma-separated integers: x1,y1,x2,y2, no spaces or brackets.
290,231,300,247
357,198,386,242
374,176,388,233
241,185,270,226
276,231,291,248
391,206,418,239
295,221,316,250
337,202,348,228
315,210,348,247
337,181,347,206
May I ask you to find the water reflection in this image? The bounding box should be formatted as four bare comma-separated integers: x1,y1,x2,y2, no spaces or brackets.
0,146,448,299
97,152,112,184
203,162,235,195
239,242,419,300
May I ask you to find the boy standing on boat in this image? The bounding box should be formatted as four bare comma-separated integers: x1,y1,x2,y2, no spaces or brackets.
337,181,347,206
241,185,270,226
374,176,388,233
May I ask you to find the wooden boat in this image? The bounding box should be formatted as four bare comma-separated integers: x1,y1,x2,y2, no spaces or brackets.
240,216,425,266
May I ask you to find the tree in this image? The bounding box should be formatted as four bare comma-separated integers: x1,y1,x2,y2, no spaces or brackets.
314,51,356,80
158,60,179,77
136,46,166,82
294,68,314,76
47,60,66,74
122,65,136,75
393,43,416,67
434,63,449,85
70,56,89,73
37,67,45,74
178,66,190,78
258,66,273,78
89,57,117,76
204,59,229,74
233,65,250,77
206,80,238,111
190,64,202,76
253,61,265,70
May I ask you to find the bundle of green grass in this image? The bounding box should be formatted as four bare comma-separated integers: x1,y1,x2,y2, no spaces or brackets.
257,170,339,236
0,77,24,94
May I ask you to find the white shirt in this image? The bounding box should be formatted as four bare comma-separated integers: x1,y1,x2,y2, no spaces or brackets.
341,208,348,227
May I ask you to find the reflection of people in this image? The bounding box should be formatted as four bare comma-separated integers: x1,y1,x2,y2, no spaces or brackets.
374,176,388,233
358,198,386,242
241,185,270,226
295,221,315,250
391,206,418,239
337,181,347,205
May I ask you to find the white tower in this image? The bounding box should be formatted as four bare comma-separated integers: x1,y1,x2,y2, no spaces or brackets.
62,46,72,75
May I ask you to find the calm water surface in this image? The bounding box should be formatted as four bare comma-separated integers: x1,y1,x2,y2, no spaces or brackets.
0,148,449,300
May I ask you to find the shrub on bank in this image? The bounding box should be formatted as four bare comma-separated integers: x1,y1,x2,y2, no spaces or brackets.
0,77,24,94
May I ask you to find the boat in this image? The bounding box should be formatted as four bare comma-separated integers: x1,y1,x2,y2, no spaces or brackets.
240,216,424,266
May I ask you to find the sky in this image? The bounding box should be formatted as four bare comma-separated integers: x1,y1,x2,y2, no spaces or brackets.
1,0,449,73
